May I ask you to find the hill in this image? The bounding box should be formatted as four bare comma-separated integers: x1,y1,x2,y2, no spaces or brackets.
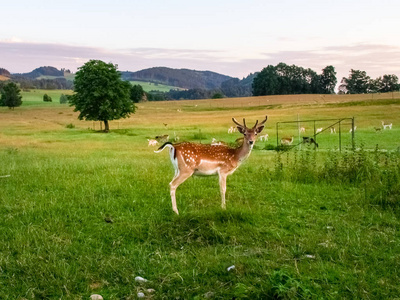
121,67,233,90
0,68,11,81
15,66,65,79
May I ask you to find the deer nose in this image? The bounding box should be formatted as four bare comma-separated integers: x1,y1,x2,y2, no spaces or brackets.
249,140,254,145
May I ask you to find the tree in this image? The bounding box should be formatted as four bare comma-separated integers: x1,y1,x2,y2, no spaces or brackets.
43,94,52,102
212,92,224,99
69,60,135,132
59,94,68,104
130,84,146,103
339,69,370,94
252,65,279,96
0,82,22,109
376,74,399,93
319,66,337,94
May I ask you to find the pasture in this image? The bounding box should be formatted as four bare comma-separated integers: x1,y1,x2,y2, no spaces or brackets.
0,92,400,299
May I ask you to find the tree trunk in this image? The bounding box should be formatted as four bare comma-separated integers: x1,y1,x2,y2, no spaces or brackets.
104,120,109,133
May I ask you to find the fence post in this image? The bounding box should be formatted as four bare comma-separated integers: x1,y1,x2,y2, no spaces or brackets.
339,119,342,152
352,117,355,150
276,122,279,147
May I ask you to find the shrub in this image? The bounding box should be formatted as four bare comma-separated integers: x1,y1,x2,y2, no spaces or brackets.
43,94,52,102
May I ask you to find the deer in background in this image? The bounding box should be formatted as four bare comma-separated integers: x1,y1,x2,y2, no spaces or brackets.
280,136,294,145
148,139,158,146
259,133,269,141
155,116,268,214
382,121,392,130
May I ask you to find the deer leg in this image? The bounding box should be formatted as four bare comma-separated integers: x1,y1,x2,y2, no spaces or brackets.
218,172,227,209
169,170,193,215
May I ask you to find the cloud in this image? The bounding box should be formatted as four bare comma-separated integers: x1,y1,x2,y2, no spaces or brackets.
1,41,399,81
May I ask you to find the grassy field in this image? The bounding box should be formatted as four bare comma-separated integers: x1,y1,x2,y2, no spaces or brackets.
129,80,184,92
0,92,400,299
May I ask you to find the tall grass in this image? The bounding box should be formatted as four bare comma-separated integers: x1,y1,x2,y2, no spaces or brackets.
273,147,400,210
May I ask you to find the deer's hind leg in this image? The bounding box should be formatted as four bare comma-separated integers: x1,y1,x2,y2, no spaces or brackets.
169,169,193,215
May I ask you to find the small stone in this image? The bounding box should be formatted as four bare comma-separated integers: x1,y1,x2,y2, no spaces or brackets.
90,295,103,300
147,289,155,293
135,276,148,282
227,265,235,271
137,292,145,298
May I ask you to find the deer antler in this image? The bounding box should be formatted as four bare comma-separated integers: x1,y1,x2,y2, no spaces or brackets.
252,120,258,129
232,117,245,129
257,116,268,127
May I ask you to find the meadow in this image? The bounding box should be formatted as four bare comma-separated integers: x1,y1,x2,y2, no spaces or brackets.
0,92,399,299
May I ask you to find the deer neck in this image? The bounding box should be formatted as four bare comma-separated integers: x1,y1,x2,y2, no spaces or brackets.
234,141,253,163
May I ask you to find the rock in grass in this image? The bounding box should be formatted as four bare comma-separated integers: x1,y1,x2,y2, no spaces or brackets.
90,295,103,300
135,276,148,282
227,265,235,271
137,292,145,298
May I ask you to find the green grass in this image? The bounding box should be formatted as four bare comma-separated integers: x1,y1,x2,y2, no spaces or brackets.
20,89,73,106
129,80,184,92
0,92,399,298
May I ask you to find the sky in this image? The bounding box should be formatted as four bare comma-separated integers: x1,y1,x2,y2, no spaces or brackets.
1,0,400,82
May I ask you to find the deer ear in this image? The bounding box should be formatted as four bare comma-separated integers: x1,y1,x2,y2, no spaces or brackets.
256,125,265,134
237,126,246,134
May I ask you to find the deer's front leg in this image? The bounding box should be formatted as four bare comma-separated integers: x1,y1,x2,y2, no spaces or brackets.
218,172,227,209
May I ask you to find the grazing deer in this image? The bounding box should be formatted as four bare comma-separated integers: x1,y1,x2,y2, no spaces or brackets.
300,127,306,133
155,116,268,214
280,136,294,145
302,136,318,148
259,133,269,141
382,121,392,130
349,126,357,133
330,127,336,134
211,138,226,146
228,126,237,134
148,139,158,146
155,135,169,143
316,127,323,133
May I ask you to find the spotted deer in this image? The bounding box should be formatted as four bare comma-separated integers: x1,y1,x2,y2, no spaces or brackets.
155,116,268,214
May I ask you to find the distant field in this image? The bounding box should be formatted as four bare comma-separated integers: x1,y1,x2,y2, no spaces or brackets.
0,92,400,298
129,80,184,92
20,89,74,106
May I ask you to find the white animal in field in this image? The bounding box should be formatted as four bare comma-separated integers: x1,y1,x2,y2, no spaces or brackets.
155,116,268,214
211,138,226,146
300,127,306,133
228,126,237,134
148,139,158,146
330,127,336,134
280,136,294,145
382,121,392,130
316,128,323,133
259,133,269,141
349,126,357,133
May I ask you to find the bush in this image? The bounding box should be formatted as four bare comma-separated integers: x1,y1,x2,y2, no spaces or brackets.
59,94,68,104
43,94,52,102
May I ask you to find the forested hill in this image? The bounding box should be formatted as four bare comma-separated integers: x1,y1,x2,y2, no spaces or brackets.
121,67,233,90
14,66,66,78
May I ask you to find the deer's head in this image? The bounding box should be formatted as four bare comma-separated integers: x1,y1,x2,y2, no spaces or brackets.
232,116,267,148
